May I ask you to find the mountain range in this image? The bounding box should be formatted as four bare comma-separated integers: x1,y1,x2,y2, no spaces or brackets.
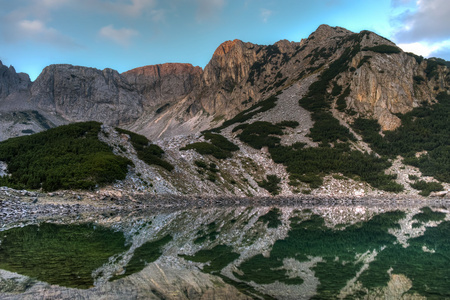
0,24,449,197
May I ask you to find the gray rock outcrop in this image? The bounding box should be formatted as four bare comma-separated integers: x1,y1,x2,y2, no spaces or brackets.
0,61,31,99
30,65,144,125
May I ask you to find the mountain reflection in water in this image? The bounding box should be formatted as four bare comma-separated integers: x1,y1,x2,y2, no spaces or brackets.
1,200,449,299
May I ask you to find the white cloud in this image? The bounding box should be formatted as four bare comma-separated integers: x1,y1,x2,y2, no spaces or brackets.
394,0,450,43
196,0,225,21
260,8,272,23
398,42,439,57
150,9,166,23
99,25,139,46
398,40,450,58
1,14,80,49
0,1,81,48
115,0,158,17
40,0,71,8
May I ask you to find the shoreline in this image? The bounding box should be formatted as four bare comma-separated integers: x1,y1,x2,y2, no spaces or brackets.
2,186,450,230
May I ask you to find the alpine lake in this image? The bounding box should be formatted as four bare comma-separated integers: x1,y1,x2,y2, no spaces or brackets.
1,198,450,299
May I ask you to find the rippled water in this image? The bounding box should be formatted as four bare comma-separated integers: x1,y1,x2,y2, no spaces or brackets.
1,201,450,299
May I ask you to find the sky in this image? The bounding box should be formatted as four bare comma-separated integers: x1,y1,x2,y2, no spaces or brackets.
1,0,450,81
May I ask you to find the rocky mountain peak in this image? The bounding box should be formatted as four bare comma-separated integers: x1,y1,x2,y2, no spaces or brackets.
308,24,353,42
0,60,31,99
212,39,243,57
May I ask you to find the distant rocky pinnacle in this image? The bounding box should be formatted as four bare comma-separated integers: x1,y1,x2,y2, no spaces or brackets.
0,24,449,140
212,39,241,57
0,60,31,103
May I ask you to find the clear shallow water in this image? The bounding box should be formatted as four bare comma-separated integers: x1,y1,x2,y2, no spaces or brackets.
1,202,450,299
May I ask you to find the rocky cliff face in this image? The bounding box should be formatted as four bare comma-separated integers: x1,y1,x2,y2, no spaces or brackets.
122,63,202,109
339,32,445,130
30,65,144,125
200,39,259,116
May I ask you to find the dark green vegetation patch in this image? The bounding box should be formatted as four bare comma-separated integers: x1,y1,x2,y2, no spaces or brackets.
181,132,239,159
236,121,283,149
116,127,174,171
270,143,403,191
410,180,444,196
0,223,128,289
194,160,220,182
193,222,220,244
110,235,172,281
352,92,450,184
298,41,359,144
257,175,282,196
204,132,239,152
234,120,298,150
424,58,448,79
412,207,446,223
234,211,405,298
181,142,232,159
257,207,282,228
234,253,304,286
180,245,239,273
358,221,450,298
0,122,131,191
362,45,401,54
210,95,278,132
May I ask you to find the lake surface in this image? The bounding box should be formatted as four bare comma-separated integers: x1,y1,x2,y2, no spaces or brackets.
1,200,450,299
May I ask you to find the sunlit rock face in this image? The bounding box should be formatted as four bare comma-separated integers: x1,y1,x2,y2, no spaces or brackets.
122,63,203,108
1,203,449,299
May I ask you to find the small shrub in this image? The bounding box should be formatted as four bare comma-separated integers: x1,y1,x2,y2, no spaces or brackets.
336,86,350,112
331,82,342,96
257,174,281,195
209,163,219,173
181,142,232,159
408,174,419,181
276,121,299,129
116,127,173,171
211,95,278,132
155,103,170,114
357,55,372,68
115,128,149,151
195,160,208,169
207,173,217,182
21,129,34,134
413,75,425,84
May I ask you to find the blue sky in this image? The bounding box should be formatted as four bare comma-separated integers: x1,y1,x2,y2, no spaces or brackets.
1,0,449,81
